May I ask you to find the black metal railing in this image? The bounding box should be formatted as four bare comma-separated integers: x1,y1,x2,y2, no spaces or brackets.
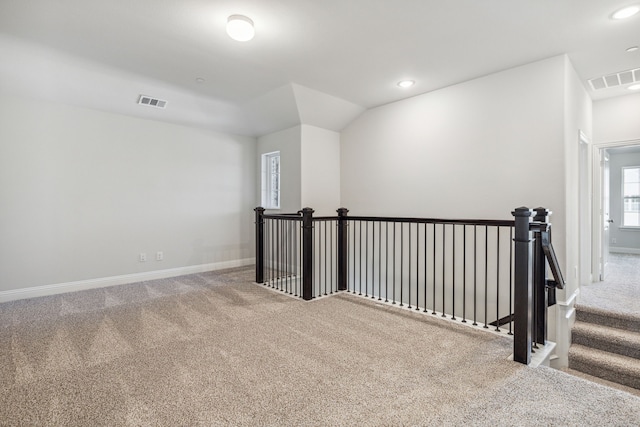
254,206,564,366
345,216,515,332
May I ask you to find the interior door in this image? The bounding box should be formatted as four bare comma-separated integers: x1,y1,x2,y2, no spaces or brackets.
600,150,610,281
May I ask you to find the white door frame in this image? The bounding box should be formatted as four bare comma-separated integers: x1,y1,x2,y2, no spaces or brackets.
578,131,591,285
592,138,640,281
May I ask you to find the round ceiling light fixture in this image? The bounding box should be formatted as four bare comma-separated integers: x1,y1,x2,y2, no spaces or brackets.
626,46,639,52
397,80,415,88
612,5,640,20
629,83,640,90
227,15,255,41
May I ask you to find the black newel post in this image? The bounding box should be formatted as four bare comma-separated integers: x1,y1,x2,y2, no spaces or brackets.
254,207,265,284
337,208,349,291
533,207,551,346
512,207,534,364
300,207,315,301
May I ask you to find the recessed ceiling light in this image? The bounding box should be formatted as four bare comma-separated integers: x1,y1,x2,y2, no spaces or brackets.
196,77,205,84
627,46,639,52
397,80,415,88
612,5,640,20
226,15,255,41
629,83,640,90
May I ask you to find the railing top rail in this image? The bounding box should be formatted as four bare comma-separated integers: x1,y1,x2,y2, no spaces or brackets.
313,216,339,221
346,215,515,227
263,213,302,220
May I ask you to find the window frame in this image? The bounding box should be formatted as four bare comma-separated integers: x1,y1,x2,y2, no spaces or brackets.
621,165,640,228
261,151,281,210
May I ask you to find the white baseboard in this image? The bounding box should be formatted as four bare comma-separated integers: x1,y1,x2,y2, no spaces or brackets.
610,247,640,255
0,258,255,303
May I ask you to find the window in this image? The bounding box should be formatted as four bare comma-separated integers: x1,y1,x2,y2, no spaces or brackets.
623,166,640,226
261,151,280,209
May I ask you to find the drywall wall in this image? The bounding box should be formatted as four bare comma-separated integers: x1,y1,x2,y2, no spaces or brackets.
301,125,341,216
256,126,302,213
593,93,640,144
0,93,256,293
609,150,640,252
341,56,567,257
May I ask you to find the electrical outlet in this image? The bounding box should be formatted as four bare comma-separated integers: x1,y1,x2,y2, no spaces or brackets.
156,251,163,261
139,252,147,262
612,238,617,244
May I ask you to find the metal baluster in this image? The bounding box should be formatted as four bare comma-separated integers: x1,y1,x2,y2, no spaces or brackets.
509,227,514,335
484,225,489,328
270,219,274,286
442,223,446,317
424,222,428,312
392,222,396,304
452,224,456,320
416,222,420,310
276,219,280,290
462,225,467,323
330,220,334,294
432,223,436,315
371,222,376,299
324,221,328,296
378,221,382,301
365,221,369,297
285,220,289,294
473,225,478,326
400,223,404,306
385,222,389,303
359,221,363,296
496,226,501,331
298,219,302,296
352,219,356,294
405,222,408,308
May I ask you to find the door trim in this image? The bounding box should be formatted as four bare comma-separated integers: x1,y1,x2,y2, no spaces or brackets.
592,139,640,282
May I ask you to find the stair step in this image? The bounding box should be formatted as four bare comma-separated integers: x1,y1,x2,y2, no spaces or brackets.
575,304,640,331
569,344,640,390
572,321,640,359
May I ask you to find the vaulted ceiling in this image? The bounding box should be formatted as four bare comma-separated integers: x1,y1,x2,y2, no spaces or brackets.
1,0,638,136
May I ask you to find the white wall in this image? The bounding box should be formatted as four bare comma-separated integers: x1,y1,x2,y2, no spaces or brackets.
0,93,256,294
256,124,341,216
256,126,302,213
609,150,640,252
341,56,566,247
593,93,640,144
301,125,341,216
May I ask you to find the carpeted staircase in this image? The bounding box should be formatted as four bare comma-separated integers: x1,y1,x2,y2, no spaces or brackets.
569,304,640,390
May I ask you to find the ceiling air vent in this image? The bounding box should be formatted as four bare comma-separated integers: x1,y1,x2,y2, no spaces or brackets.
589,68,640,90
138,95,167,109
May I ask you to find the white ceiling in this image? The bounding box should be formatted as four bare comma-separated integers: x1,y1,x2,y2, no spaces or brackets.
1,0,639,136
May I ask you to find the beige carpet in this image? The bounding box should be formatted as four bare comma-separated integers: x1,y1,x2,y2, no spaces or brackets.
579,253,640,316
1,266,639,426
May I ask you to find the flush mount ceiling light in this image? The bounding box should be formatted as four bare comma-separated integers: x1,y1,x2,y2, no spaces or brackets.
227,15,255,41
629,83,640,90
397,80,415,88
612,5,640,20
627,46,639,52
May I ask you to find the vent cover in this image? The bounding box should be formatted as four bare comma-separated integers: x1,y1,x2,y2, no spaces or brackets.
589,68,640,90
138,95,167,109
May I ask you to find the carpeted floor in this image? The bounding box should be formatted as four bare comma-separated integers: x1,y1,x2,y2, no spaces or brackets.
579,253,640,315
1,266,639,426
